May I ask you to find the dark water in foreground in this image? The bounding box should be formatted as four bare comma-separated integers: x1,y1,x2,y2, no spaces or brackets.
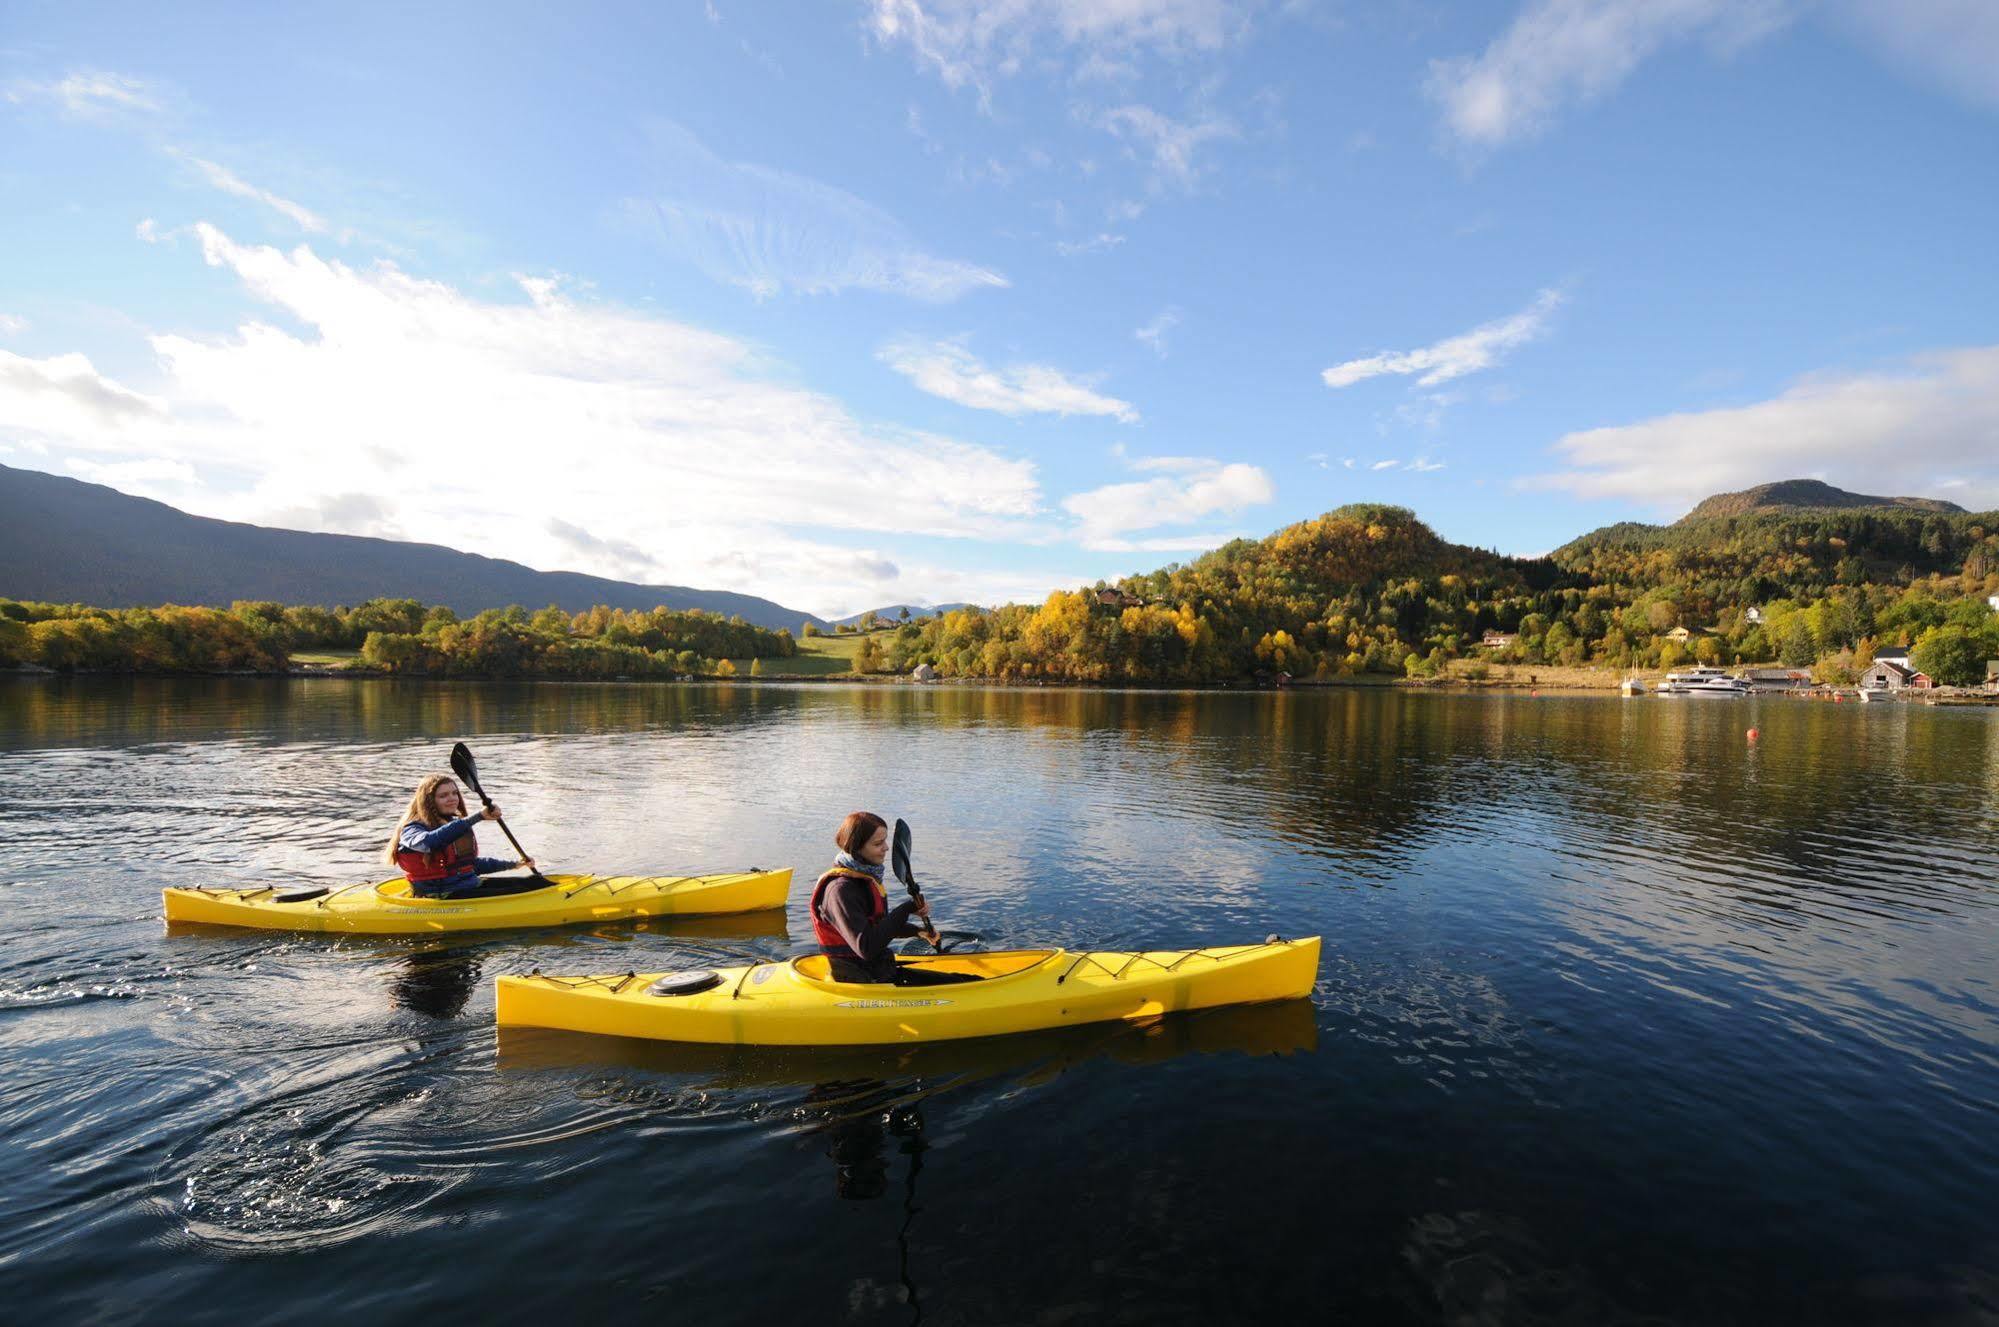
2,679,1996,1325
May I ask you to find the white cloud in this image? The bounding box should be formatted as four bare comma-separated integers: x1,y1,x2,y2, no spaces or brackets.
1835,0,1999,110
869,0,1246,103
1086,532,1244,553
1322,288,1564,389
1063,457,1272,549
0,350,166,426
1532,344,1999,511
1054,231,1126,256
1135,306,1182,356
1369,459,1399,471
5,70,162,119
1426,0,1792,148
1098,103,1237,190
1408,457,1446,472
880,337,1138,421
0,314,26,336
0,225,1048,614
631,120,1006,301
180,154,328,234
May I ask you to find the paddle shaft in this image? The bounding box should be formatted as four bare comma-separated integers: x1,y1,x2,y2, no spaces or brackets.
474,792,533,864
891,819,940,946
450,744,538,871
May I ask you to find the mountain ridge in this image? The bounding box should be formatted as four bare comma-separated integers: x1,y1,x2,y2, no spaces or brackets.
1679,479,1965,523
0,463,832,632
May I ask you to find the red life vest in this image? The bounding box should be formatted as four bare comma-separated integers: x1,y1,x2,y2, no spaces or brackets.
396,823,479,885
810,867,885,956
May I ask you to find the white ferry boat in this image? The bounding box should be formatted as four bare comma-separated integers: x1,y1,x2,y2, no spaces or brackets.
1656,666,1750,697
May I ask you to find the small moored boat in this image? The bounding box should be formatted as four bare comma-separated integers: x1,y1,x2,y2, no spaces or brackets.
163,868,792,934
495,937,1322,1047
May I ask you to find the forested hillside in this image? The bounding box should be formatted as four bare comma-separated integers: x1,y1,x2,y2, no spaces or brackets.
879,498,1999,685
0,598,796,678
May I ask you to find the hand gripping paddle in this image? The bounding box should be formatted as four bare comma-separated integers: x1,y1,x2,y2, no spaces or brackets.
449,742,543,880
890,818,941,948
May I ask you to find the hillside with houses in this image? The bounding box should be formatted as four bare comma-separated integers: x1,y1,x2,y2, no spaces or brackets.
879,486,1999,687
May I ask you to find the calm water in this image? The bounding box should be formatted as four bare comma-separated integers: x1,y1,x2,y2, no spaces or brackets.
2,679,1996,1324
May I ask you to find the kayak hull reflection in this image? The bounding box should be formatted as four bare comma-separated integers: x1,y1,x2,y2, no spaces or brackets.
162,869,792,934
495,937,1321,1046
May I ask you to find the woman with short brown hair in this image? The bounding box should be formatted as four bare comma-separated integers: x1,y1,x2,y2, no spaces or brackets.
809,811,970,985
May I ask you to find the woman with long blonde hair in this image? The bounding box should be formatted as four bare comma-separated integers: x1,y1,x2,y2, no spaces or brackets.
386,773,535,898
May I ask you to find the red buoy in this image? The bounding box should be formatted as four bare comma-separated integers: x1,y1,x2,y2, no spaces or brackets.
1747,728,1759,741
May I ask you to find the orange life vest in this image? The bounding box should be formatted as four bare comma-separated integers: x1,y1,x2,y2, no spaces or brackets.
396,823,479,885
810,866,886,956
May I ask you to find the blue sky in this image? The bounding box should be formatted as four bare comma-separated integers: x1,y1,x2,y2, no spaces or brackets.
2,1,1995,617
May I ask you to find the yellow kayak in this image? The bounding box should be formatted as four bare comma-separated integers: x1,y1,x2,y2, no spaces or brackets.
495,936,1320,1047
162,869,792,934
495,996,1317,1083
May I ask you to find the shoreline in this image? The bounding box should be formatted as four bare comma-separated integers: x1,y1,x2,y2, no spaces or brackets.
9,663,1993,701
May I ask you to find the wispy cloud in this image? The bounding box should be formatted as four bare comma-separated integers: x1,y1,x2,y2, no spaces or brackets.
1323,289,1564,389
1064,454,1272,550
631,120,1006,301
1098,103,1238,190
869,0,1246,105
178,154,328,234
1054,231,1126,257
0,225,1046,613
1135,306,1183,357
1836,0,1999,110
4,69,162,119
1531,344,1999,511
0,314,27,336
1426,0,1792,148
881,337,1139,421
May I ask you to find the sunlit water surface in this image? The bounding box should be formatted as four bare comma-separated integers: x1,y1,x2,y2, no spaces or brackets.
2,679,1996,1324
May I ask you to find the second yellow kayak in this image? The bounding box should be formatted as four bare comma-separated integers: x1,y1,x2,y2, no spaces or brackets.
163,868,792,934
496,936,1320,1046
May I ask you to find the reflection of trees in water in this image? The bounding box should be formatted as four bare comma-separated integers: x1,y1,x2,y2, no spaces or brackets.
0,676,817,749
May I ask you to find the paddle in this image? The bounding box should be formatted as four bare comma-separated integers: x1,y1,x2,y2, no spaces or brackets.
889,818,942,949
448,742,542,879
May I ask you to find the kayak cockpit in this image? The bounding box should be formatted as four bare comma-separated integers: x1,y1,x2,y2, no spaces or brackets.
791,949,1059,987
372,876,566,906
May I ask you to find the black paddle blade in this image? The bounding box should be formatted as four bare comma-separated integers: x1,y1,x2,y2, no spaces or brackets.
891,818,915,888
448,742,484,798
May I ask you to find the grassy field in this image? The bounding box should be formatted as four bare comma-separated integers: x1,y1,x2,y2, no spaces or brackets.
736,629,891,678
289,648,360,667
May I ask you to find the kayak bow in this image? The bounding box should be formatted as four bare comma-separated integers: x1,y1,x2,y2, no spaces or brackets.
163,868,792,934
495,936,1320,1046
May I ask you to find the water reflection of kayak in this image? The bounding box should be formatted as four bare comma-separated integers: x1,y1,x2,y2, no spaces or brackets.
161,868,791,934
495,995,1317,1085
496,937,1321,1047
